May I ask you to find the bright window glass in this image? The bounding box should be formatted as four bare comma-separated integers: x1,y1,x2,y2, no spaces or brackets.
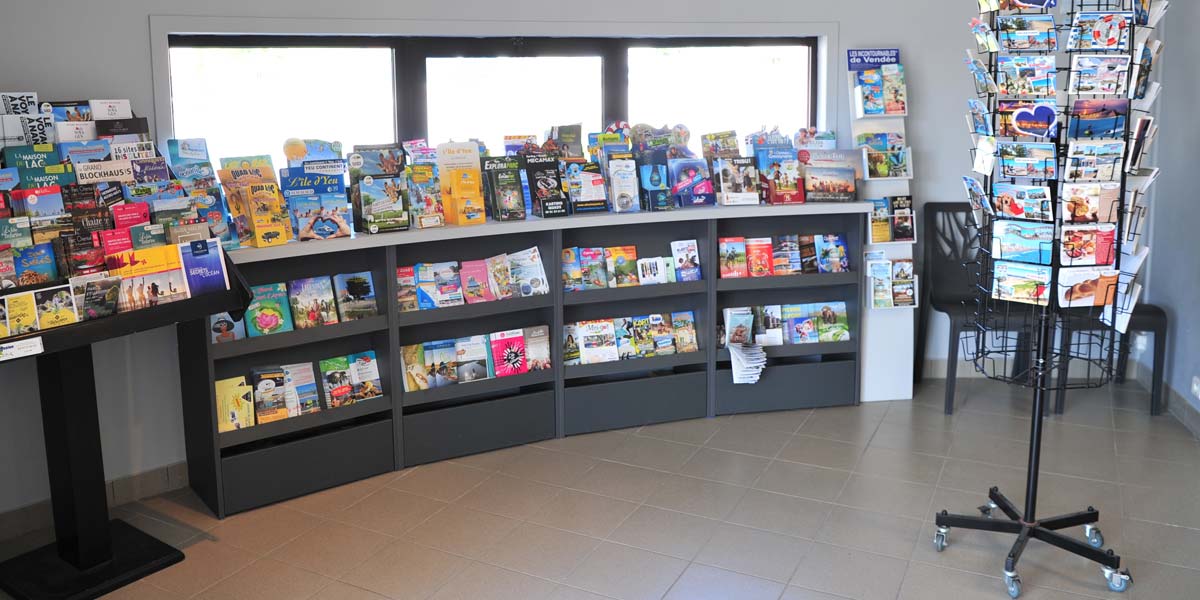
425,56,603,154
169,47,396,171
627,45,812,154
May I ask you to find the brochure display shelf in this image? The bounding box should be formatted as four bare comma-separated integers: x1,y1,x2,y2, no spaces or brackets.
0,258,249,600
180,203,871,516
936,1,1159,597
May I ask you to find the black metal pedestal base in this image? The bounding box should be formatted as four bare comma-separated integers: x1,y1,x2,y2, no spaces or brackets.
934,487,1130,598
0,520,183,600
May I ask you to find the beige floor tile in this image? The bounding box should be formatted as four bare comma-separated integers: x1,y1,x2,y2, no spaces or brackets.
729,409,813,434
1040,446,1119,482
144,538,256,597
869,422,955,456
266,520,394,579
449,445,529,471
1049,399,1116,430
790,541,908,600
797,410,883,444
534,431,630,458
779,586,854,600
951,410,1034,442
836,473,935,520
528,489,638,538
206,505,321,555
566,541,687,600
481,522,600,581
339,539,469,599
947,434,1031,469
429,562,557,600
755,461,851,502
679,447,770,486
1114,455,1200,489
937,458,1027,495
98,580,185,600
1121,482,1200,529
695,523,808,582
1119,518,1200,570
194,558,331,600
898,562,1081,600
883,402,955,432
705,423,794,457
854,446,946,485
389,461,492,502
404,504,520,559
636,418,723,445
499,447,599,487
336,488,446,536
606,505,720,560
129,490,221,532
603,435,699,471
454,474,562,520
725,489,834,539
546,586,616,600
1114,430,1200,464
284,474,393,516
645,474,748,520
816,506,923,560
1122,558,1200,600
570,460,665,503
663,563,785,600
776,435,866,470
309,581,390,600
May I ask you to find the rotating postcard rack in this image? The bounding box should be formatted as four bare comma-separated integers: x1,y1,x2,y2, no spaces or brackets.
939,0,1163,597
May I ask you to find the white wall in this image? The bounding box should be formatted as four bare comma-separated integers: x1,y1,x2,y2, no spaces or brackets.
0,0,972,513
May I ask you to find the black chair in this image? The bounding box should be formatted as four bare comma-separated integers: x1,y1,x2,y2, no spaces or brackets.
916,203,982,414
1054,303,1168,415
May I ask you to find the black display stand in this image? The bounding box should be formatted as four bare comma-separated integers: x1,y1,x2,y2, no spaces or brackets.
0,265,248,600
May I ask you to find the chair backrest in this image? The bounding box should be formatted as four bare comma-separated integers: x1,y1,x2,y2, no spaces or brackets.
924,202,981,304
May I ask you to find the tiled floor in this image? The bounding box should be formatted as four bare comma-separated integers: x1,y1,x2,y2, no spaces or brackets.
3,379,1200,599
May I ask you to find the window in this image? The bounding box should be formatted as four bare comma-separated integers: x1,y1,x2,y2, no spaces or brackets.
167,37,816,159
627,44,814,155
168,46,396,171
425,56,604,154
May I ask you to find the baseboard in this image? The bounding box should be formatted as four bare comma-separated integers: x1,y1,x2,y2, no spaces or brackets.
1166,386,1200,439
0,461,188,543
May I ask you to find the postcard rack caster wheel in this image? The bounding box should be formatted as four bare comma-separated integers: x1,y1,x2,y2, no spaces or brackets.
1084,524,1104,549
933,527,949,553
1004,572,1021,599
979,501,999,518
1102,567,1131,593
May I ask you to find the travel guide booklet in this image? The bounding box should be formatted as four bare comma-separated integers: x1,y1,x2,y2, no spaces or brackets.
718,237,748,278
993,260,1051,306
416,261,464,309
991,221,1054,264
812,301,851,342
281,363,322,416
578,320,618,365
288,276,339,329
454,335,493,383
671,311,699,354
490,328,529,376
814,234,850,274
422,339,458,388
461,259,497,304
333,271,377,321
246,282,294,337
508,246,549,296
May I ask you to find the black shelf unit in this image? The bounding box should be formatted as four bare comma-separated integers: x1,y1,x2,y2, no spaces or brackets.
180,205,870,517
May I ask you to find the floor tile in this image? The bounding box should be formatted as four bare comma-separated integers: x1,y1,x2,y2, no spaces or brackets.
1122,558,1200,600
404,504,521,559
194,558,331,600
129,490,221,532
284,474,393,516
854,446,946,485
449,445,529,471
603,435,699,472
534,431,630,458
883,402,955,432
336,488,447,537
266,520,394,579
815,506,923,560
644,474,748,520
776,435,865,470
566,542,688,600
454,474,562,520
725,489,834,539
1121,482,1200,529
528,489,638,538
937,458,1027,495
98,580,184,600
947,434,1030,470
1114,455,1200,490
679,447,770,486
797,410,883,444
309,581,390,600
869,422,954,456
570,460,665,503
780,586,855,600
1119,518,1200,570
144,538,256,598
499,447,599,487
546,586,615,600
207,505,321,555
481,522,600,581
606,505,720,560
389,461,492,502
755,461,851,502
951,410,1034,442
663,563,785,600
636,418,723,445
729,409,813,434
694,522,808,582
705,423,794,457
339,539,469,600
836,473,935,520
1114,430,1200,464
790,541,908,600
429,562,557,600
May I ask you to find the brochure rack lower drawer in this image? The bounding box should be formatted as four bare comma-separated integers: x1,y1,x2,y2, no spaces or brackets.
403,390,555,466
715,360,856,415
564,371,707,435
221,419,395,515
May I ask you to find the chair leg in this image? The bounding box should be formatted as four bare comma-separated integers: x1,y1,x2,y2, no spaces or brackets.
1151,327,1166,416
1013,331,1030,382
945,320,961,415
1055,326,1072,415
915,303,929,384
1114,333,1131,384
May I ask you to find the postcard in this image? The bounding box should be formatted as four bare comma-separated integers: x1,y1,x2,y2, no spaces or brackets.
997,56,1056,97
1068,98,1128,138
997,14,1057,52
1065,140,1126,182
996,100,1058,138
992,183,1053,221
1069,55,1132,95
992,221,1054,265
1068,11,1133,52
997,141,1057,180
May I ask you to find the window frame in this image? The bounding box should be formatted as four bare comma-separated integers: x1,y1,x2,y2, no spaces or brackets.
168,34,819,144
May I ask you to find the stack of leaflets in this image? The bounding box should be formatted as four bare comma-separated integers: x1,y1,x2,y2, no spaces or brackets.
399,325,551,391
564,311,699,365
